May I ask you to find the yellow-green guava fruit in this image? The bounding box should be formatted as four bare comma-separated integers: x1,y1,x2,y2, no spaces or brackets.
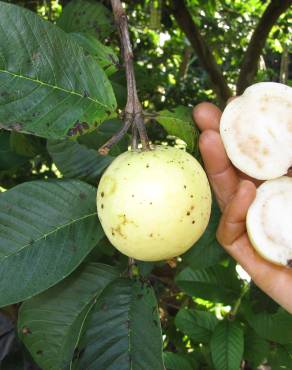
97,145,212,261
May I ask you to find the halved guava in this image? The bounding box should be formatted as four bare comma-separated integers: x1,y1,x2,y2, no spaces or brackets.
220,82,292,180
246,176,292,267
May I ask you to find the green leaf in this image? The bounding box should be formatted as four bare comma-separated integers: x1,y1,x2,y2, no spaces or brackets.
175,264,241,303
249,282,279,313
163,352,194,370
0,2,116,140
110,73,127,108
70,32,118,76
244,308,292,344
57,0,114,40
268,345,292,369
0,179,102,307
73,278,164,370
244,328,269,368
183,200,226,270
10,132,44,158
210,321,244,370
47,140,113,182
175,308,218,343
18,263,118,370
156,106,199,153
0,131,28,170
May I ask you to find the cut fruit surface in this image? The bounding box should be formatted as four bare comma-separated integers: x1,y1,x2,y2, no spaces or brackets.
246,176,292,267
220,82,292,180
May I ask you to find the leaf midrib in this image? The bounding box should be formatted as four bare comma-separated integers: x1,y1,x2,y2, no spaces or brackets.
0,69,109,109
0,211,97,262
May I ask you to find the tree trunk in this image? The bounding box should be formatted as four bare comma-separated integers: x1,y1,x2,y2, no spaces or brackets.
171,0,232,106
236,0,292,94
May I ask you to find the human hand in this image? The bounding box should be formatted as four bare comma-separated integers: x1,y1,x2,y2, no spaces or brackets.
193,102,292,314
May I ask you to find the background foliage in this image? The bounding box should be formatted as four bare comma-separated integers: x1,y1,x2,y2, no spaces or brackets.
0,0,291,369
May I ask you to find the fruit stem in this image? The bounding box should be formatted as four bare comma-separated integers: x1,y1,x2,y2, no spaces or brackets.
128,257,136,278
99,0,150,155
228,283,250,320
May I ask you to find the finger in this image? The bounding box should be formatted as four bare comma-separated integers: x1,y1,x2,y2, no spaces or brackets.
217,180,256,245
237,170,263,187
224,234,292,314
199,130,240,209
193,102,222,132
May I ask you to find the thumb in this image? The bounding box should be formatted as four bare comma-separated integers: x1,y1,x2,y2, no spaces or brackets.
216,180,256,246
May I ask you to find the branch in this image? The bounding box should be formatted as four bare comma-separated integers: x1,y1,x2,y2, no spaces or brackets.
171,0,232,106
237,0,292,95
178,45,193,80
98,0,150,155
280,46,289,84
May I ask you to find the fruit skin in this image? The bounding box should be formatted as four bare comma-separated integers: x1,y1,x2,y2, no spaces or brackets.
246,176,292,267
220,82,292,180
97,145,212,261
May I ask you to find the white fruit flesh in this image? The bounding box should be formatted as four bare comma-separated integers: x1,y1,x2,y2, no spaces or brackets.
220,82,292,180
246,177,292,267
97,145,212,261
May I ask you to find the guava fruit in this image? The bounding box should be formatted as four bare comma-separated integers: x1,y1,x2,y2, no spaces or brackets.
220,82,292,180
246,177,292,267
97,145,212,261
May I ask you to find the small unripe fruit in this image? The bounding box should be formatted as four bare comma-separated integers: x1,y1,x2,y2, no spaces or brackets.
97,145,212,261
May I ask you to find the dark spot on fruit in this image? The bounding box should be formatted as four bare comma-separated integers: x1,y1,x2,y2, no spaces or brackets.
184,185,187,189
131,194,135,197
187,212,190,216
192,220,195,224
101,192,104,198
146,164,150,168
149,233,153,237
101,204,104,209
190,194,194,198
128,163,130,166
149,202,153,205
